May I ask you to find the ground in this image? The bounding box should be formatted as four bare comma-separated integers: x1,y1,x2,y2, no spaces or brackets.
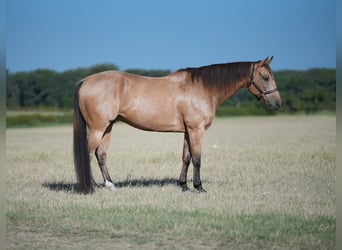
6,115,336,249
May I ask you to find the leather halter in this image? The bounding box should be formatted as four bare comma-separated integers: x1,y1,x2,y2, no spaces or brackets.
247,63,279,101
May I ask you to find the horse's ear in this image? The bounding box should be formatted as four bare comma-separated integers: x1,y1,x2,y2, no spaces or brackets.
263,56,273,65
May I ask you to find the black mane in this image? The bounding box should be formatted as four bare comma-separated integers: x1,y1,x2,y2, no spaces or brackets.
177,62,252,89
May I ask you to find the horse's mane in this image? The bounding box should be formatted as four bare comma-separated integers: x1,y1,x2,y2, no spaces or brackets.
177,62,252,89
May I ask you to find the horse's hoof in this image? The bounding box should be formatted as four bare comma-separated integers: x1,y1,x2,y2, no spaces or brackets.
194,185,206,193
182,186,190,192
105,180,115,190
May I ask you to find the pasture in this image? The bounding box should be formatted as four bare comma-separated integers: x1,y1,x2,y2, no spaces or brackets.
6,115,335,249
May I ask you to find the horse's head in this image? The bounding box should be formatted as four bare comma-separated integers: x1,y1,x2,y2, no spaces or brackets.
248,56,281,111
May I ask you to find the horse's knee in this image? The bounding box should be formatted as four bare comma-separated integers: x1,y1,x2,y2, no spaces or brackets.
183,153,191,165
192,155,201,168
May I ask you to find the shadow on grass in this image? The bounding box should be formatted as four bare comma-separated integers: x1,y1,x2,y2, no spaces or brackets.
42,178,179,193
42,182,78,193
115,178,178,188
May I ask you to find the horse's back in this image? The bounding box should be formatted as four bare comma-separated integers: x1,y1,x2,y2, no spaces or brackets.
79,70,187,94
81,70,122,88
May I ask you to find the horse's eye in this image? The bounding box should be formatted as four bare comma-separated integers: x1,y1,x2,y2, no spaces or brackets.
262,75,270,81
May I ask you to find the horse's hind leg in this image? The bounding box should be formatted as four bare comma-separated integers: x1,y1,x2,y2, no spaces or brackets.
95,122,115,189
87,122,115,190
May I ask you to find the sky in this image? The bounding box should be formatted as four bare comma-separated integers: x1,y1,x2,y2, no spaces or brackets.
6,0,336,73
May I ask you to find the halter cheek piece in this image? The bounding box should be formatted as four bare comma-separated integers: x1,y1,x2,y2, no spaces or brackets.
247,64,279,101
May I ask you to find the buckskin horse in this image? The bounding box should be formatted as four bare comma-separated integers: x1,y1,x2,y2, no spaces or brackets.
74,56,281,194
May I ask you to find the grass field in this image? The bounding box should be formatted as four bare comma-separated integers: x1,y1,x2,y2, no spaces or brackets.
6,115,335,249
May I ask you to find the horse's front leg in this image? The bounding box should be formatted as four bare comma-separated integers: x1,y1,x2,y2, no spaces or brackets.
192,155,205,192
179,133,191,191
188,126,206,192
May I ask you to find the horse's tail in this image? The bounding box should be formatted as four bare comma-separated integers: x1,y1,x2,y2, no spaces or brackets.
73,81,94,194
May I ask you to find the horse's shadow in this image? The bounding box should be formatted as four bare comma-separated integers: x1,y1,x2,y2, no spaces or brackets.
42,182,78,193
115,178,178,188
42,178,179,193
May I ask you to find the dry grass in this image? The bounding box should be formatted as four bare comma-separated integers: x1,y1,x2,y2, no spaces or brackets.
6,115,336,249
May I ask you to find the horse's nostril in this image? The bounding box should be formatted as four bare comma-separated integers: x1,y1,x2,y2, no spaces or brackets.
269,102,280,111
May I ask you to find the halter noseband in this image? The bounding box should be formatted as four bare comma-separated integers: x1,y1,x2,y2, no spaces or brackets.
247,63,279,101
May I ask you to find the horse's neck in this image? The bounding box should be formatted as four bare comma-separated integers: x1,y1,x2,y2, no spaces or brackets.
212,78,248,108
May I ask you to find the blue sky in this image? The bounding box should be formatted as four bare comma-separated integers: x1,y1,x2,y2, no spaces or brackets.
7,0,336,72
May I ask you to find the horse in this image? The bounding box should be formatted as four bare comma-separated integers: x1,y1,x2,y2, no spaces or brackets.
73,56,281,194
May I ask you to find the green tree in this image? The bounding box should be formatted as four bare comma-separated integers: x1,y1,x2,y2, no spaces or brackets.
6,64,335,114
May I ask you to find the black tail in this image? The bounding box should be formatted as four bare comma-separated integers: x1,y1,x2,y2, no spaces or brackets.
73,81,94,194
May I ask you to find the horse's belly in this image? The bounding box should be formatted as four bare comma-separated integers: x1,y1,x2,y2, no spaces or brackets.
118,104,184,132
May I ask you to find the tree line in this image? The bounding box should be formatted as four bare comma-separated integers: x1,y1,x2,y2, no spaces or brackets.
6,63,335,115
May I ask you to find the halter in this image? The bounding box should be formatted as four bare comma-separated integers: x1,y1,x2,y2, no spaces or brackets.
247,63,279,101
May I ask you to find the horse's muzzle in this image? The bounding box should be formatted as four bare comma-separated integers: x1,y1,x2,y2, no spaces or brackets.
267,99,281,111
